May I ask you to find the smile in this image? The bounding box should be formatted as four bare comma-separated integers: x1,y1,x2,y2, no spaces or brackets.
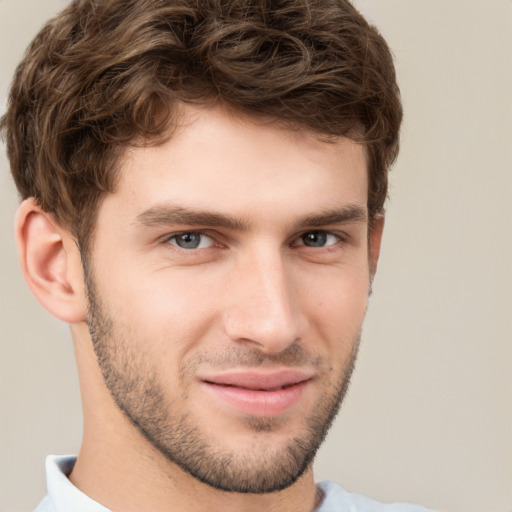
199,369,314,417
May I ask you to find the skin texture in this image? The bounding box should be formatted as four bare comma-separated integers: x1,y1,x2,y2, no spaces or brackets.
16,106,383,512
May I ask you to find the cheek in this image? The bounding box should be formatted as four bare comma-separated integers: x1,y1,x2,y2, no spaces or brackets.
103,266,223,359
302,264,370,341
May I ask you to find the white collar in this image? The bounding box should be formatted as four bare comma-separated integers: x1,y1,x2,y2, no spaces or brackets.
42,455,109,512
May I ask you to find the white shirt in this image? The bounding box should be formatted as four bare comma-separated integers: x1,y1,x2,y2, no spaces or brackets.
34,455,436,512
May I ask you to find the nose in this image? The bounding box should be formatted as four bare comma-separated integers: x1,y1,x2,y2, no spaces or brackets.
223,249,306,354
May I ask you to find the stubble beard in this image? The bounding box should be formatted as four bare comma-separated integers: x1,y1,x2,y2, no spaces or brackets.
83,264,361,494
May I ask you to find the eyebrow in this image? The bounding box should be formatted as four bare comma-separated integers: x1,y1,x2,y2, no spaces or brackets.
134,203,367,231
135,205,249,230
292,205,367,229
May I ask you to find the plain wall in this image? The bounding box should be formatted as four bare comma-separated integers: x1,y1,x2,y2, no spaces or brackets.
1,1,511,511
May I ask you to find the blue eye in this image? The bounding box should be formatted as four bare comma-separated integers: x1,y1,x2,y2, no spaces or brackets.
168,232,214,250
299,231,339,248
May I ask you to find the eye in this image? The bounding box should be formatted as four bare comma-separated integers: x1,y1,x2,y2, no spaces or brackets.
296,231,340,248
167,232,215,250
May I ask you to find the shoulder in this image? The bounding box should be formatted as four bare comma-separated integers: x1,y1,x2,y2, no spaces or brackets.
316,481,437,512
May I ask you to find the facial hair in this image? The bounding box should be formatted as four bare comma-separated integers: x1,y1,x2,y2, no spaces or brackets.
83,261,360,494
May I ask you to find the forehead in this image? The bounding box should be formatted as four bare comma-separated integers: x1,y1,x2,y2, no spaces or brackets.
105,106,368,225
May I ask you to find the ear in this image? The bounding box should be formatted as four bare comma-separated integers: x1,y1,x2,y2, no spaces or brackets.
368,214,384,279
15,198,87,323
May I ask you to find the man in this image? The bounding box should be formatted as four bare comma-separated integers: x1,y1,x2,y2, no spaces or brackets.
1,0,435,510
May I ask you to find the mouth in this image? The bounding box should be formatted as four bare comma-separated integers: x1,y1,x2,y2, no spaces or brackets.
204,381,301,392
199,369,314,417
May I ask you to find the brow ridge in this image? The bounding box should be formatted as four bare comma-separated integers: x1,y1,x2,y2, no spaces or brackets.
135,203,367,231
135,205,249,230
293,205,367,229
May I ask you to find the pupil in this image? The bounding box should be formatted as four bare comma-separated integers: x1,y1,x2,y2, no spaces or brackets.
303,232,326,247
177,233,200,249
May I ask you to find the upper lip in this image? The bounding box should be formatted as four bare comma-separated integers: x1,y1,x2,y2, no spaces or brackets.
199,369,315,391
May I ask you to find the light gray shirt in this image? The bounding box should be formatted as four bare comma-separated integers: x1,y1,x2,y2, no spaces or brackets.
34,455,436,512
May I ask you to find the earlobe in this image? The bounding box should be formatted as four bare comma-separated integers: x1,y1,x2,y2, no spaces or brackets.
369,214,385,279
15,198,87,323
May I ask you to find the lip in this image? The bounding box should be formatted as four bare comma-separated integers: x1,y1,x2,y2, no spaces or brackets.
199,369,314,417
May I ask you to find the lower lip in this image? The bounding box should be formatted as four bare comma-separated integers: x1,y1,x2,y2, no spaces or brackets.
201,380,310,417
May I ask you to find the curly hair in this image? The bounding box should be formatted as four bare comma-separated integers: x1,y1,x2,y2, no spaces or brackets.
1,0,402,251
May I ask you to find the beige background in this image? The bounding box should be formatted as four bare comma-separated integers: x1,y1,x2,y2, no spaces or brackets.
1,1,511,511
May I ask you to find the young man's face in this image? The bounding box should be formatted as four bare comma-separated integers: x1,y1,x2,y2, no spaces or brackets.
83,106,380,493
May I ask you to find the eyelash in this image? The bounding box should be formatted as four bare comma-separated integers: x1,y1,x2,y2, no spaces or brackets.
293,231,344,249
163,229,347,252
165,231,216,250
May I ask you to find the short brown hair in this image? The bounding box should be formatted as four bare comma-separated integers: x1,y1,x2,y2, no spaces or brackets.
1,0,402,251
